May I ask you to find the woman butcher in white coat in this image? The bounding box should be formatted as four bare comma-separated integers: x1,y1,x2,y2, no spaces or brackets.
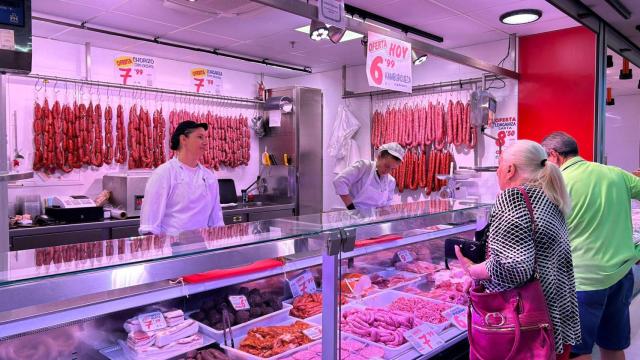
333,142,405,210
139,120,224,236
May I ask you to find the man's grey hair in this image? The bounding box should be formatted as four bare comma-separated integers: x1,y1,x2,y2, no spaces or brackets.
541,131,579,157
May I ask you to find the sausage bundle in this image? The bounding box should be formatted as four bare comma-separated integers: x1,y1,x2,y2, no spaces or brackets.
390,148,454,194
371,100,475,150
32,96,252,173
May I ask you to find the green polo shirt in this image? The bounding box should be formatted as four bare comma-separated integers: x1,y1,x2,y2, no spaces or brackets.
561,156,640,291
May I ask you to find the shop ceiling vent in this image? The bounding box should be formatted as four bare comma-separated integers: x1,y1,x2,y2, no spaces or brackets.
163,0,261,17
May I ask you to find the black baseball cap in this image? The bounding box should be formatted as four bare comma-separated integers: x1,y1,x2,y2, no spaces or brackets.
170,120,208,150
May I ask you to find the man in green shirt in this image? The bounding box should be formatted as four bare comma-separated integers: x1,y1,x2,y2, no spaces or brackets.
542,132,640,360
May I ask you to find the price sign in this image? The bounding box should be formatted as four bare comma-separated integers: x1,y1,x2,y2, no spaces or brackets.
137,311,167,332
404,323,444,354
488,117,518,160
228,295,250,311
114,55,156,87
444,307,468,330
288,270,317,297
190,67,224,94
366,31,412,93
302,326,322,340
396,250,413,263
318,0,345,28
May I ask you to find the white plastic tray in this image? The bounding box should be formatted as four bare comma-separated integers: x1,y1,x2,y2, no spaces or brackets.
209,316,319,360
352,290,455,333
190,302,292,342
307,290,457,358
98,321,214,360
370,269,421,291
311,302,412,359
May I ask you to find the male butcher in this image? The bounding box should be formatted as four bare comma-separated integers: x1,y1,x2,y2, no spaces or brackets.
333,142,404,210
139,120,224,236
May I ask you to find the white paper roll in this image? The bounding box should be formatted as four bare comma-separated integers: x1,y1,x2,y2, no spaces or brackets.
110,209,127,219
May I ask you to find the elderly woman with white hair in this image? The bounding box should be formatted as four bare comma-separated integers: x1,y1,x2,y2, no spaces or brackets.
456,140,581,360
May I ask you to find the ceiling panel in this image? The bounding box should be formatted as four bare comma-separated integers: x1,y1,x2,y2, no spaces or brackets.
417,17,496,48
161,29,238,49
32,0,106,22
89,12,181,37
467,0,571,32
348,0,457,25
32,19,73,38
112,0,212,28
63,0,127,10
189,7,307,42
50,28,144,50
428,0,525,15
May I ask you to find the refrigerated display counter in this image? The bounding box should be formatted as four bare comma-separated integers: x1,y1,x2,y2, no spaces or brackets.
0,199,490,360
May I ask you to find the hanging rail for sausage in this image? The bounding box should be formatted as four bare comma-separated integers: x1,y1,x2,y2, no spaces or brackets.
14,73,265,106
342,74,506,99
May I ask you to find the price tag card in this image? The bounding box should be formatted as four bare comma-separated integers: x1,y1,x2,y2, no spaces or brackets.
444,307,468,330
190,67,224,94
137,311,167,332
288,270,317,297
396,250,413,263
404,323,444,354
113,55,156,86
302,326,322,340
228,295,250,311
366,31,412,93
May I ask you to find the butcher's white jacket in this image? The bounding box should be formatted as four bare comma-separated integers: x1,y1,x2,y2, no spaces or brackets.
139,158,224,236
333,159,396,208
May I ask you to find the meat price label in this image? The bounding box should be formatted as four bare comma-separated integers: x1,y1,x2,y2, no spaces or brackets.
366,31,412,93
114,55,156,87
444,306,468,330
137,311,167,332
396,250,414,263
190,67,224,94
404,323,444,354
302,326,322,340
228,295,251,311
288,270,317,297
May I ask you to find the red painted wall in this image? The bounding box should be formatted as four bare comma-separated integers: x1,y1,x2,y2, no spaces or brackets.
518,26,596,160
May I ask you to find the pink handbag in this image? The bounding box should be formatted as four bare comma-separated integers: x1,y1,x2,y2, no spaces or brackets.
467,187,556,360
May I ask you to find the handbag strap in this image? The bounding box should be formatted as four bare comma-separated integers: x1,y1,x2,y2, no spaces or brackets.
517,186,540,279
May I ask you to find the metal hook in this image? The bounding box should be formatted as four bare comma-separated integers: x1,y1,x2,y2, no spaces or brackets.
34,78,42,92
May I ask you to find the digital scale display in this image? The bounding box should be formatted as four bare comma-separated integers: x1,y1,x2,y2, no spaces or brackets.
0,0,25,27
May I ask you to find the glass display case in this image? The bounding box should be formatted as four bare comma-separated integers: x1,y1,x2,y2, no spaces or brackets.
0,199,490,360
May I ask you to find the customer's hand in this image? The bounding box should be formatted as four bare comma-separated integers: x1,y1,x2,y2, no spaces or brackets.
455,245,475,275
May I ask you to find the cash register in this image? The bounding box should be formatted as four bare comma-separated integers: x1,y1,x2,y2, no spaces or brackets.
44,195,104,223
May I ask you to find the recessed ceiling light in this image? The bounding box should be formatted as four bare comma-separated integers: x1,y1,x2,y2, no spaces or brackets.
499,9,542,25
295,25,363,42
187,0,197,2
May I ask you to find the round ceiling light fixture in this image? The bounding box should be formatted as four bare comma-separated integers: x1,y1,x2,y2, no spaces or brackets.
499,9,542,25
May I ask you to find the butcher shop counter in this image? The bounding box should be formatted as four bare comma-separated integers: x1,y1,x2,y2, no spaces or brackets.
8,202,296,251
0,199,490,360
